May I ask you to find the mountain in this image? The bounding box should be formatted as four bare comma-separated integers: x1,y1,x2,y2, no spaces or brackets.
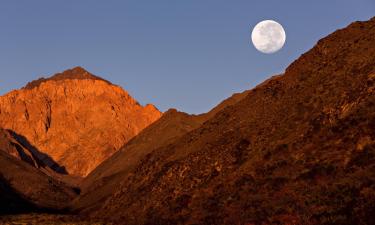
0,138,78,214
80,17,375,224
74,89,250,212
0,67,162,176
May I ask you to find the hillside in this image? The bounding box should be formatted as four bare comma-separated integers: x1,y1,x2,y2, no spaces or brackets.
0,149,77,214
84,17,375,225
74,89,250,212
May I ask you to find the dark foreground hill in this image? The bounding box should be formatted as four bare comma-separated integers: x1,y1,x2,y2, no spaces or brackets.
0,147,77,214
77,17,375,225
74,89,250,213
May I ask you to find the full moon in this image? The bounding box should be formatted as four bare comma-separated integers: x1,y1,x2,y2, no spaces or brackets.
251,20,286,54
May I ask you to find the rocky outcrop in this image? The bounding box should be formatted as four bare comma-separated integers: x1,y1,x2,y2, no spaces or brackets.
0,128,39,168
0,128,66,173
0,67,162,176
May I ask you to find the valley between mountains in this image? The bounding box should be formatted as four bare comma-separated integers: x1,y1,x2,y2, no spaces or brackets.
0,17,374,225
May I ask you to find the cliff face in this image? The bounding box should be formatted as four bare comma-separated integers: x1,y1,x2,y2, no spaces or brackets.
0,67,162,176
85,18,375,224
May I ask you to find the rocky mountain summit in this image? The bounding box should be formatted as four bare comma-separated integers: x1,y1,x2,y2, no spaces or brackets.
23,67,111,90
0,67,162,176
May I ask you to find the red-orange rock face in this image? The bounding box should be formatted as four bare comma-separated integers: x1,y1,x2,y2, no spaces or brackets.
0,67,162,177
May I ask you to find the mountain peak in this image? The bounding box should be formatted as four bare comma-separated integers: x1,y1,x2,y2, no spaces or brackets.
65,66,91,76
1,67,162,176
23,67,111,90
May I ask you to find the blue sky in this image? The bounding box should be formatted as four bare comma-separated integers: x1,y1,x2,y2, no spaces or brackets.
0,1,374,113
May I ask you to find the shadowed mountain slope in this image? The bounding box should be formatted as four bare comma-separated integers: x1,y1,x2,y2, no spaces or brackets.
0,149,77,212
0,67,162,176
0,173,38,215
84,17,375,225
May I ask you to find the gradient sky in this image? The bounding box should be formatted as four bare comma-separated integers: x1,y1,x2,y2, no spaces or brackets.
0,1,374,113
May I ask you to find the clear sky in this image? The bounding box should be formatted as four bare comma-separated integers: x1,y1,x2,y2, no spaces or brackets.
0,1,374,113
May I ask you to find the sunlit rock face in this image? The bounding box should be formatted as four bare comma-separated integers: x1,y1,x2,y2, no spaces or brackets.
0,67,162,177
